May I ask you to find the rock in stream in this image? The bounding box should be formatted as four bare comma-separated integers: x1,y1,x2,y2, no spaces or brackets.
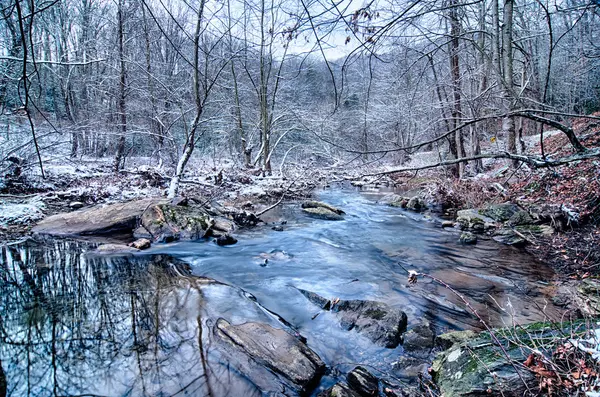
298,289,407,348
301,201,345,221
214,319,325,395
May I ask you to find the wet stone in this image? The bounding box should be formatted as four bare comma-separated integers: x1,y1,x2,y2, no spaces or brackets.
459,232,477,244
302,207,344,221
128,238,151,250
94,244,139,255
402,319,435,356
298,290,407,348
69,201,84,209
406,196,425,212
215,234,237,246
347,366,379,396
214,319,325,395
318,383,361,397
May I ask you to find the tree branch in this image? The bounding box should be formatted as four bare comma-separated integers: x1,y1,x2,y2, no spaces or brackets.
360,149,600,177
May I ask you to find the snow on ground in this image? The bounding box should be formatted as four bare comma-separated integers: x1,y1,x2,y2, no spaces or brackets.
0,196,46,226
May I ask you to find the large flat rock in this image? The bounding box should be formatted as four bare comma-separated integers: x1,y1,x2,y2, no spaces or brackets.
32,198,166,237
215,319,325,395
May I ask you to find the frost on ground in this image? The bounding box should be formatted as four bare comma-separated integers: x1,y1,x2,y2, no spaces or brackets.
0,196,46,226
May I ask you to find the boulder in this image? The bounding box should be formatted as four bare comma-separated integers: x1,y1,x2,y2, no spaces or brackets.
347,366,379,396
492,224,554,246
441,220,455,228
302,201,345,220
479,203,521,222
406,196,426,212
215,234,237,246
402,319,435,357
392,355,430,379
435,330,477,351
133,204,236,243
214,319,325,395
69,201,84,209
389,197,410,208
492,228,526,246
459,232,477,245
298,290,407,348
93,244,140,255
432,330,536,397
211,217,236,236
318,383,360,397
456,209,495,231
302,207,344,221
134,204,211,242
334,300,407,348
302,201,345,214
128,238,151,250
33,198,167,236
507,210,533,226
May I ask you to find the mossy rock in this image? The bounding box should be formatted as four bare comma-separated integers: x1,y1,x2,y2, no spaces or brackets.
432,321,592,396
456,209,495,230
302,201,345,215
435,330,477,350
479,203,520,222
459,232,477,244
389,197,410,208
514,224,554,236
135,204,224,242
507,210,533,226
302,207,344,221
406,196,426,212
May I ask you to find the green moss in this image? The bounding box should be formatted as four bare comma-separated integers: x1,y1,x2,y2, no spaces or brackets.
364,308,387,320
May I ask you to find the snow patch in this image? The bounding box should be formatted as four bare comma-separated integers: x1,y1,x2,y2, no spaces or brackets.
0,196,46,226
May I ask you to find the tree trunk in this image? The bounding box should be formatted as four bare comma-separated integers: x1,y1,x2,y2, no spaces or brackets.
501,0,517,166
167,0,206,198
449,0,464,177
113,0,127,172
258,0,271,175
141,2,163,163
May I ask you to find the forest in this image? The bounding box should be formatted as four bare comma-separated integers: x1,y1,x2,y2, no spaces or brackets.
1,0,600,396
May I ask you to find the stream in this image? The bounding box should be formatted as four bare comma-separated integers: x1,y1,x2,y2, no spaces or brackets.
0,188,563,396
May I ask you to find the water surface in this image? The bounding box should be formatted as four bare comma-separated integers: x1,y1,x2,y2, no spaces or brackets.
0,189,562,396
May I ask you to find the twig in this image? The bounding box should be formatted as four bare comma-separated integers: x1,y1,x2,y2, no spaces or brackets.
255,177,300,217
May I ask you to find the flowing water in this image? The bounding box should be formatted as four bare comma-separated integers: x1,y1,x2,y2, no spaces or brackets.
0,188,563,396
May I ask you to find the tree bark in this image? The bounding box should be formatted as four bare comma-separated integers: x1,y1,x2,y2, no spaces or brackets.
113,0,127,172
167,0,206,198
258,0,271,175
501,0,517,166
449,0,465,177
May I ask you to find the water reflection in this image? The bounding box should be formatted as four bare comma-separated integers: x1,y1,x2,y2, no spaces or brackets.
0,239,270,397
